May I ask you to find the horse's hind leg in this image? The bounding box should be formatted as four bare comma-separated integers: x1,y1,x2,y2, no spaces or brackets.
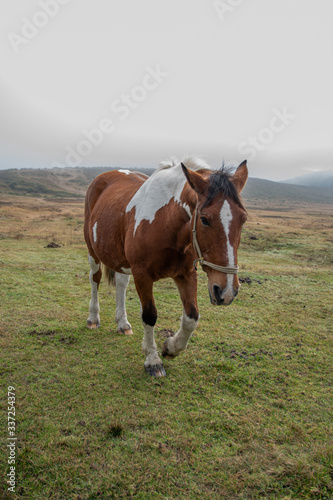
115,272,132,335
87,254,102,329
162,273,199,359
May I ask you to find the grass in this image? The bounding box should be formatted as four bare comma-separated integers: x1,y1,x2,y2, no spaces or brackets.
0,194,332,499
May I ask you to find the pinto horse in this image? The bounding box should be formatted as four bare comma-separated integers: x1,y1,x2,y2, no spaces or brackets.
84,157,248,377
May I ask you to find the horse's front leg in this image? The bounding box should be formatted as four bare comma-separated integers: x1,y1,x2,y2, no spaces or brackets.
162,272,199,359
133,275,166,377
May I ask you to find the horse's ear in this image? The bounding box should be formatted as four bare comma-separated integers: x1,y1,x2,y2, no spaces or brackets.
181,163,208,196
232,160,248,193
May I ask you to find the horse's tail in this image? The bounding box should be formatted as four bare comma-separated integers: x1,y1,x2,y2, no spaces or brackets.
101,265,115,287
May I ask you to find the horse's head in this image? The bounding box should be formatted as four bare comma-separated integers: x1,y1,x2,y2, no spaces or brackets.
182,161,248,306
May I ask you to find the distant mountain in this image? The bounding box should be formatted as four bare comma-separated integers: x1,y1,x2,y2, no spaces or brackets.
242,178,333,207
283,170,333,188
0,166,153,198
0,166,332,207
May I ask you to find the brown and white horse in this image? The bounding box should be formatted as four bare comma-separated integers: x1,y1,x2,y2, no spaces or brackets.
84,157,248,377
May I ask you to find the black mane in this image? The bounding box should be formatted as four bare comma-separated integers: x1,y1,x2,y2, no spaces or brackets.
202,165,246,211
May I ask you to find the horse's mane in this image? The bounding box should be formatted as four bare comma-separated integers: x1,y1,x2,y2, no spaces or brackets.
149,156,246,211
151,156,212,178
202,162,246,211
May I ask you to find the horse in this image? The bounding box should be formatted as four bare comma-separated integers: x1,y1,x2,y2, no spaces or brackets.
84,157,248,377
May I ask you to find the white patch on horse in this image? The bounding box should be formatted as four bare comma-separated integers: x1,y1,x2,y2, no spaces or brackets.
142,322,163,367
87,254,100,325
88,254,100,274
115,272,132,333
164,311,199,356
220,201,235,290
121,267,132,275
118,169,131,175
93,222,98,243
183,203,192,219
126,157,210,233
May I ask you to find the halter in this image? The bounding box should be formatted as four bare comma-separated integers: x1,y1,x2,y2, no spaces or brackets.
191,204,239,275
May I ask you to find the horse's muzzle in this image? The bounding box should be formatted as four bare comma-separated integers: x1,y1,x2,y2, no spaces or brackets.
211,284,238,306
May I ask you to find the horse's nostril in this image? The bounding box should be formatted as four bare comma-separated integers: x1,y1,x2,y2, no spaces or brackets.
213,285,223,303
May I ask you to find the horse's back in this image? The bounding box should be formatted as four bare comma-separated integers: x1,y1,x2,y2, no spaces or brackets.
84,170,148,268
85,170,147,217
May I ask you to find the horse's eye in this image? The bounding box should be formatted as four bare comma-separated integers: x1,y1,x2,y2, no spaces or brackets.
200,217,210,227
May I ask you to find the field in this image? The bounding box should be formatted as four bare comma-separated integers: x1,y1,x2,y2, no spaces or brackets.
1,178,333,499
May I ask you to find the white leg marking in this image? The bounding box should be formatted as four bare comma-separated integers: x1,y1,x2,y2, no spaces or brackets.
121,267,132,275
142,323,163,367
115,272,132,333
220,201,235,296
164,311,199,356
87,255,100,326
93,222,98,243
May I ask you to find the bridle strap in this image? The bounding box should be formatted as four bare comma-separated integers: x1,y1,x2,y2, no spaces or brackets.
192,204,239,275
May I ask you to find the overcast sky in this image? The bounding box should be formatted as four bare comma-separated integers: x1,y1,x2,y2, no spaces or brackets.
1,0,332,180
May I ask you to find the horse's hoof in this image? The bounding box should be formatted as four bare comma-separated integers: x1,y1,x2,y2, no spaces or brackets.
162,341,176,360
87,320,100,329
118,328,133,336
145,365,166,377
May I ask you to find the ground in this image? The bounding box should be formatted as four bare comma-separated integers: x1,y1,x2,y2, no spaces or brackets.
0,192,332,499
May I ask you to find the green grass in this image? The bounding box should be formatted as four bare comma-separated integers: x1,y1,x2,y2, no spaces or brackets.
0,197,332,499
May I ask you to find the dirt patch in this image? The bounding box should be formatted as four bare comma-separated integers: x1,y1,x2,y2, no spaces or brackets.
216,344,275,360
239,277,265,285
28,330,56,336
45,242,61,248
59,336,76,344
157,329,175,338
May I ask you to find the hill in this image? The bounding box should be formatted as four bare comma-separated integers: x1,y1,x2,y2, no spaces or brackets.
0,166,153,198
284,170,333,188
0,166,332,207
242,177,333,208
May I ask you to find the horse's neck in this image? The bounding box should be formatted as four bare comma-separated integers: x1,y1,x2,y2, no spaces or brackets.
127,165,196,234
180,182,197,217
165,183,196,253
